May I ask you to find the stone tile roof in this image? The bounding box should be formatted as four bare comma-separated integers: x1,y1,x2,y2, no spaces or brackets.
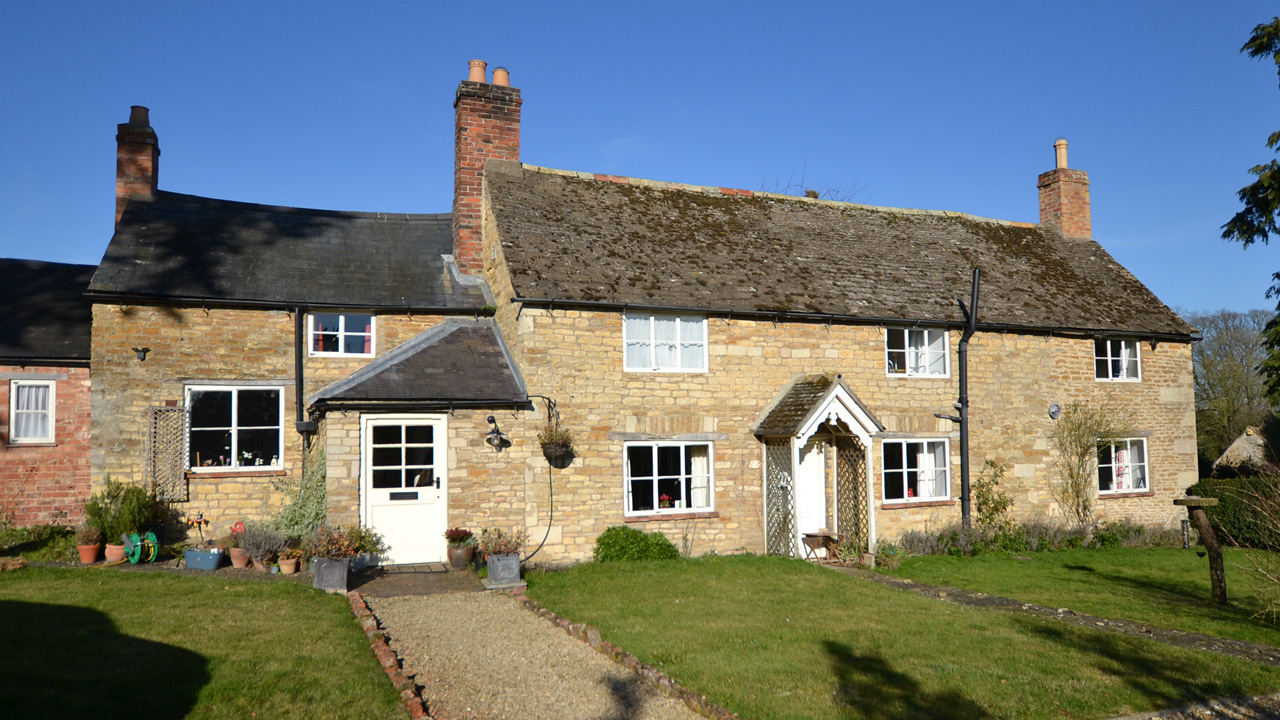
754,374,883,437
0,259,94,364
486,161,1194,337
309,319,526,407
89,191,488,309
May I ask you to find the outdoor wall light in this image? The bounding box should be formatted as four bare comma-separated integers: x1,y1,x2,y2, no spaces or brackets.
485,415,510,451
132,347,151,362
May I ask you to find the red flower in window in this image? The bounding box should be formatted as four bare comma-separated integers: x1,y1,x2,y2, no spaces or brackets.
659,493,674,509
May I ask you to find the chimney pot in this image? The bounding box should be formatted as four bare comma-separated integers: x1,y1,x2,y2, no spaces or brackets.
1054,138,1068,169
468,59,487,83
1038,138,1090,238
128,105,151,126
493,66,510,87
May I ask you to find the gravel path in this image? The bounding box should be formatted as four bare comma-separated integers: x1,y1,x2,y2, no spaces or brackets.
369,592,703,720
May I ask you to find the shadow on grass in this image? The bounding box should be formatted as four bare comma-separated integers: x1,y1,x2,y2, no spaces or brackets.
823,641,989,719
0,525,73,558
1021,617,1259,708
1060,561,1271,624
0,600,208,719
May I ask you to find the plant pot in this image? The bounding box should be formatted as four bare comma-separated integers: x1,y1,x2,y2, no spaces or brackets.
279,558,299,575
228,548,250,569
487,552,522,586
251,557,272,572
104,544,126,563
77,544,102,565
542,442,575,469
447,545,475,570
351,552,378,573
184,548,223,571
312,556,351,594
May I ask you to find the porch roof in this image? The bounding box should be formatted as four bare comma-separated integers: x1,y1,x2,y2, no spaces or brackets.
753,373,884,438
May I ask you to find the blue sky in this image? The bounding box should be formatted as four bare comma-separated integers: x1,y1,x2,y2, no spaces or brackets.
2,2,1279,314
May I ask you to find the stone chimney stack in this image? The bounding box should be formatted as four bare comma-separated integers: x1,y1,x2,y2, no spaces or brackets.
453,59,521,275
116,105,160,226
1037,138,1090,238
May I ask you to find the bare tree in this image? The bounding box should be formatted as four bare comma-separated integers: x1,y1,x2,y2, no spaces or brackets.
1049,403,1131,532
1183,308,1274,467
760,164,866,204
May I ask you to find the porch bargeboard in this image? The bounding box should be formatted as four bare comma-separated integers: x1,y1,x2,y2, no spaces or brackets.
146,406,188,502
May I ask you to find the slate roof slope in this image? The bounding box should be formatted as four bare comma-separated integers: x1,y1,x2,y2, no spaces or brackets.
309,319,526,407
486,161,1194,337
0,259,95,364
754,374,884,437
89,191,488,309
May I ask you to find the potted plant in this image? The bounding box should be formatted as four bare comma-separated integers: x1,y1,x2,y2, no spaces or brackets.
306,525,359,593
183,541,224,571
444,527,476,570
239,522,287,572
346,526,389,572
84,478,154,563
74,525,103,565
223,523,250,569
479,527,528,587
278,545,303,575
538,423,576,469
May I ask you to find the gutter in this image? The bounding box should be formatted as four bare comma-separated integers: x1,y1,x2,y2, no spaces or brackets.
309,399,530,414
0,357,91,368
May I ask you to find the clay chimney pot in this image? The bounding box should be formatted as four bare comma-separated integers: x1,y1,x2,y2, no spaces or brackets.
128,105,151,126
468,59,487,83
1054,138,1068,170
493,67,510,87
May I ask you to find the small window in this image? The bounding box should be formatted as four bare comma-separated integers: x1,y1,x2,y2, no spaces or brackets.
9,380,55,443
369,422,439,490
309,313,374,356
1098,438,1148,494
1095,338,1140,381
625,442,713,514
883,439,950,501
886,328,948,377
186,385,283,471
623,313,707,372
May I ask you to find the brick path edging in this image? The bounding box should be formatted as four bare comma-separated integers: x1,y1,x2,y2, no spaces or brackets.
514,595,749,720
348,591,430,720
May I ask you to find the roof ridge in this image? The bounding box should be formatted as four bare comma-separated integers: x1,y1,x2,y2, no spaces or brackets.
154,191,452,222
517,163,1036,229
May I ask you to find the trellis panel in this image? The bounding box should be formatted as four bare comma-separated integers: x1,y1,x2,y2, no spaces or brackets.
765,439,796,557
146,406,188,502
835,435,868,555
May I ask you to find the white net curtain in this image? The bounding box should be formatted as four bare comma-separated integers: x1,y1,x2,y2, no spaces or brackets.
12,384,51,440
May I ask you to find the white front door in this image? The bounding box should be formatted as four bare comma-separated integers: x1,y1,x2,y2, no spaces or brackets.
795,435,828,550
360,414,448,564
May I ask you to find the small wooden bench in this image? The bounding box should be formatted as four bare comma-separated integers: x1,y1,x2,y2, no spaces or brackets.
801,531,842,562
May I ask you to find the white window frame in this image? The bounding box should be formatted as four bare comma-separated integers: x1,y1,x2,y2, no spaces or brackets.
1098,437,1149,494
881,438,951,502
308,312,375,357
622,313,708,372
885,327,950,377
9,380,55,444
623,441,714,516
185,385,285,472
1094,338,1141,382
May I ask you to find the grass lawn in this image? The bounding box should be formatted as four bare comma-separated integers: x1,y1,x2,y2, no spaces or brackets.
0,566,405,720
528,555,1280,720
888,547,1280,647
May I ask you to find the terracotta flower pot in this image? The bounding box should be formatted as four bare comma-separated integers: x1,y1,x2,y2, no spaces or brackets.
229,548,250,569
104,544,126,563
77,544,102,565
278,558,299,575
447,545,475,570
251,557,271,573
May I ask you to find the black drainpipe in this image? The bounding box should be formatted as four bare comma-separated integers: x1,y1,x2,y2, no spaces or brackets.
937,269,980,529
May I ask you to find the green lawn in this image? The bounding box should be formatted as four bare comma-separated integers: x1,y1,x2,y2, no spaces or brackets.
0,567,405,720
527,555,1280,720
888,547,1280,647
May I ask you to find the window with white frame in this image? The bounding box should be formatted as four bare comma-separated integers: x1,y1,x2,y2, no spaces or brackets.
883,439,950,501
186,385,283,470
1095,338,1140,381
886,328,948,376
9,380,55,443
623,313,707,372
625,442,713,514
1098,438,1148,494
309,313,374,356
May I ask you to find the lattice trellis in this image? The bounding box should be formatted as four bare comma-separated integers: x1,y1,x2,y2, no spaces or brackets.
835,436,869,554
146,406,188,502
764,439,797,557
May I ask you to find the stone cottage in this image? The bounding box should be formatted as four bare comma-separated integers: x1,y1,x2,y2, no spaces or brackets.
87,61,1197,564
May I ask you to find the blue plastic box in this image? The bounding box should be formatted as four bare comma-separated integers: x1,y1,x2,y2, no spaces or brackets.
184,549,223,571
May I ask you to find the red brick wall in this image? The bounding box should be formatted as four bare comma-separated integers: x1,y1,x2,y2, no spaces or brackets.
453,80,520,275
1037,167,1091,238
0,366,92,526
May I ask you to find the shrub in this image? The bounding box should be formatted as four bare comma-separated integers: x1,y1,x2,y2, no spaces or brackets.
238,522,287,563
1187,476,1280,548
74,525,102,545
272,448,327,537
84,479,154,543
973,460,1016,536
347,526,389,555
305,525,359,559
592,525,680,562
479,527,528,556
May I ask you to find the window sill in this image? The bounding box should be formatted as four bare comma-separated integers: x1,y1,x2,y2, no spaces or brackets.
881,500,955,510
1095,378,1141,383
624,511,719,523
1099,491,1153,500
186,469,287,479
6,441,56,448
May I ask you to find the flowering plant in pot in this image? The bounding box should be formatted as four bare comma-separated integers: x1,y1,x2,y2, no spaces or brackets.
278,543,304,575
537,423,575,469
74,525,103,565
305,525,360,593
444,527,476,570
222,524,250,569
239,522,287,572
346,526,389,572
84,478,153,563
478,527,528,587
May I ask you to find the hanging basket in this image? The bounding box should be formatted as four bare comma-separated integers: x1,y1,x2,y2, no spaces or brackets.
541,441,575,469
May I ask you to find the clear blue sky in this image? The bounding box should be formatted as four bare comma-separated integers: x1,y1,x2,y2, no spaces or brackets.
3,2,1279,315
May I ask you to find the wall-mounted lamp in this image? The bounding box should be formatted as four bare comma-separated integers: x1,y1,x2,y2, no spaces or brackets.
485,415,510,451
132,347,151,362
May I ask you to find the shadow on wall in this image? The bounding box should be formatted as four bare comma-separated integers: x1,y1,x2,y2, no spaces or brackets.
823,640,990,720
0,600,208,719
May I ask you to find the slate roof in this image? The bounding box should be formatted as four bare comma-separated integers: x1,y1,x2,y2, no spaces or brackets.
0,259,95,364
309,319,526,407
88,191,488,309
486,161,1194,337
754,374,883,437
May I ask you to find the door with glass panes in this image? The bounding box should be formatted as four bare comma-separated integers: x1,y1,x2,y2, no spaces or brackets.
360,415,447,564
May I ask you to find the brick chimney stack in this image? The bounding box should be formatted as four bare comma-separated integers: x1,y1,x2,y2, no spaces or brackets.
1037,138,1090,238
116,105,160,226
453,60,521,275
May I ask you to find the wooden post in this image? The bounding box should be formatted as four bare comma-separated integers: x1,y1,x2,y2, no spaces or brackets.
1175,497,1226,606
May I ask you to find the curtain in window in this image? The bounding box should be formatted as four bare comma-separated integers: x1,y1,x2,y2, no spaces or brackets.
1129,441,1147,490
364,319,372,354
927,331,946,374
679,316,705,370
624,316,651,368
653,316,677,367
689,445,710,508
907,330,927,374
13,384,50,440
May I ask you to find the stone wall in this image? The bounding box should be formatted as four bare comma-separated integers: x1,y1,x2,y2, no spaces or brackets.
0,366,91,526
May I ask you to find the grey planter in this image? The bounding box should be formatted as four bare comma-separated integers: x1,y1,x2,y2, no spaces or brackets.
312,556,351,594
487,552,522,586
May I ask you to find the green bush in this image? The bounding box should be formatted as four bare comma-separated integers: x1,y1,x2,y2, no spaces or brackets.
84,479,154,543
272,448,327,537
1187,476,1280,548
593,525,680,562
